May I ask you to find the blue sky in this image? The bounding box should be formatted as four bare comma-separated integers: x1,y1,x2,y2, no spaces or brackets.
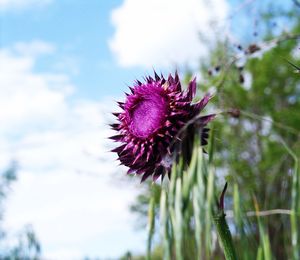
0,0,247,258
0,1,152,258
0,0,146,100
1,0,293,258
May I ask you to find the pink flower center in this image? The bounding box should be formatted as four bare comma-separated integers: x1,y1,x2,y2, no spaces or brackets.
130,95,167,138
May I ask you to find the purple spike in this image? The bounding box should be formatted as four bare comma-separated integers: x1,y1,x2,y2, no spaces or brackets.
111,144,126,153
109,134,123,141
110,72,215,183
154,70,160,81
112,112,120,118
187,78,197,100
132,144,139,154
127,168,135,175
174,70,179,82
117,102,125,109
199,114,216,125
146,149,153,161
167,74,174,84
141,169,153,182
176,81,182,91
202,131,209,139
176,101,189,107
153,165,164,181
194,93,213,111
201,138,208,146
146,76,153,83
109,123,120,130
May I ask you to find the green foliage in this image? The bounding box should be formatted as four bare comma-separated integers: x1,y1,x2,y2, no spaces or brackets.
0,163,41,260
0,162,17,238
126,10,300,260
207,26,300,260
130,183,161,229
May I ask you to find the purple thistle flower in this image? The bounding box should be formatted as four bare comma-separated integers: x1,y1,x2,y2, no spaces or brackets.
110,72,215,182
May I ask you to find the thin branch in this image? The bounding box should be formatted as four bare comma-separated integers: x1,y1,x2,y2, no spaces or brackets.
226,209,292,218
239,110,300,136
215,33,300,93
227,0,257,19
292,0,300,8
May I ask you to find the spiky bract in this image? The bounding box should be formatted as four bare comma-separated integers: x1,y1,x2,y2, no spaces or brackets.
110,72,215,182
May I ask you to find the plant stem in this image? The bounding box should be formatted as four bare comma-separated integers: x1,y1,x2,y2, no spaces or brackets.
147,194,155,260
214,211,237,260
214,183,237,260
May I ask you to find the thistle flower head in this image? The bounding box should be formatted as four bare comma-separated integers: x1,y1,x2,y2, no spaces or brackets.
110,72,215,182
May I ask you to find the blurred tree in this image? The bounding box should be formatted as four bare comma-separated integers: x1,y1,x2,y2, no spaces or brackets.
123,2,300,259
206,16,300,260
0,163,41,260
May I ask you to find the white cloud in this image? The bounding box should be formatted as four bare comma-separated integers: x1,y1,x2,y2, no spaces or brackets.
0,41,145,259
0,0,52,11
13,40,56,57
0,46,71,135
109,0,229,68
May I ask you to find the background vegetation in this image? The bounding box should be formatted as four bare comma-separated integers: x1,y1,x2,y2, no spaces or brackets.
0,1,299,259
0,164,41,260
124,3,300,259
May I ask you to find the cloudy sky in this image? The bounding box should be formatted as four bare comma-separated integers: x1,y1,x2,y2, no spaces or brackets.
0,0,234,258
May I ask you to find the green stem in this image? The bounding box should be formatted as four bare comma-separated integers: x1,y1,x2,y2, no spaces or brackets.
214,211,238,260
281,140,300,260
147,194,155,260
214,183,237,260
174,178,183,260
160,189,171,260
